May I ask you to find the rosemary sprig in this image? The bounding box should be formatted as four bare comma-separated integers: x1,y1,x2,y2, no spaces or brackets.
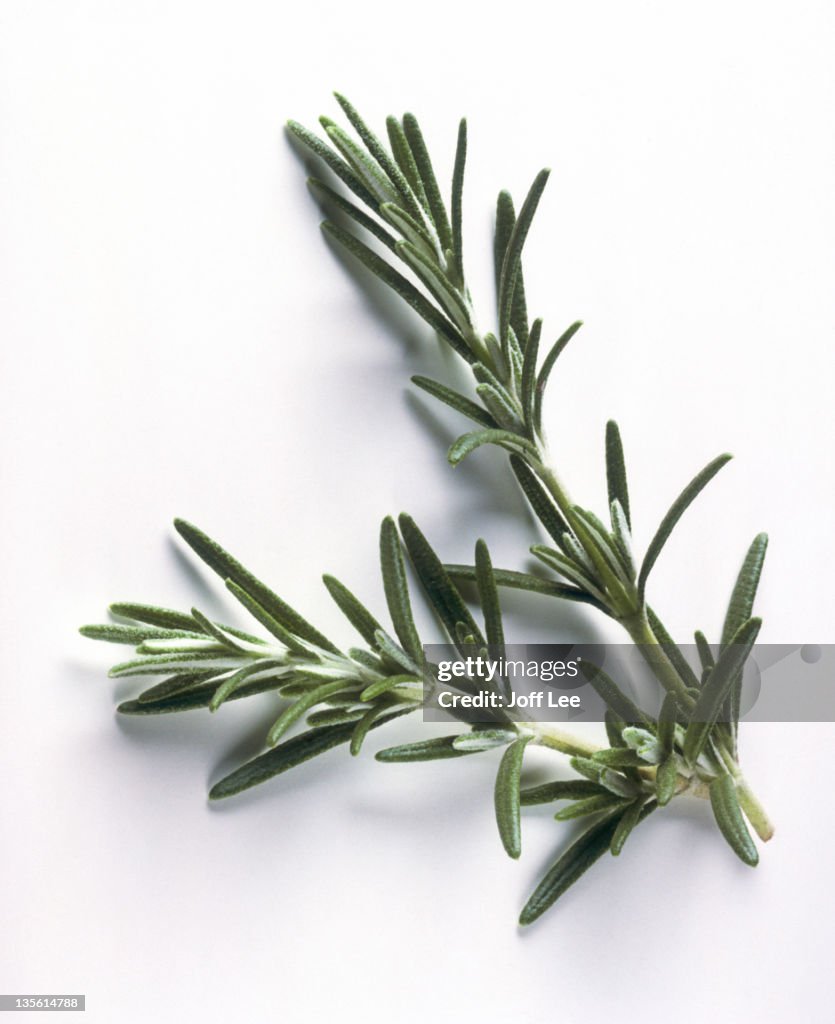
82,95,773,925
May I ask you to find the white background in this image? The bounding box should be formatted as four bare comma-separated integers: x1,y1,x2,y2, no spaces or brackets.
2,2,834,1021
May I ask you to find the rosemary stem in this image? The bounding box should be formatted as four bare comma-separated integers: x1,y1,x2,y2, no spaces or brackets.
622,610,695,707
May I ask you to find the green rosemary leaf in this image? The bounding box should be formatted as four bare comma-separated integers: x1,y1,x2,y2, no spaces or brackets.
109,602,206,633
695,630,715,670
120,675,282,715
308,177,397,252
137,671,218,704
443,562,603,609
395,239,472,330
610,500,635,579
709,774,759,866
508,455,569,549
322,574,383,648
333,93,425,225
605,420,631,530
637,454,733,605
475,383,522,431
683,617,761,764
306,707,366,728
376,735,475,762
322,122,399,205
189,609,249,653
494,191,530,350
722,533,769,737
267,680,358,747
447,428,538,467
174,519,339,654
379,516,423,664
519,318,542,431
380,203,438,259
79,623,203,645
494,735,532,859
610,799,655,856
520,780,605,805
386,116,429,212
225,580,310,657
591,748,646,767
722,533,769,648
646,607,701,690
401,112,453,252
452,729,517,752
322,222,473,363
398,514,486,651
450,118,467,286
555,793,629,821
286,119,379,210
578,661,652,726
210,660,285,711
498,169,549,347
109,652,241,677
657,693,680,757
519,810,621,925
359,674,421,702
373,628,421,675
474,539,505,655
533,320,583,436
350,703,400,756
211,709,413,800
570,757,639,798
411,375,497,429
531,545,608,604
655,755,680,806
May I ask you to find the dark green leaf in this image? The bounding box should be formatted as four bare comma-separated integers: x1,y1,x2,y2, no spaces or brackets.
308,177,397,252
509,455,569,549
610,799,655,856
379,516,423,664
376,734,475,762
444,562,604,609
695,630,715,670
655,755,680,806
722,533,769,648
646,607,701,691
498,169,549,347
683,617,761,763
450,118,467,286
322,574,383,648
657,693,680,757
79,623,203,645
174,519,339,654
120,675,281,716
475,539,505,655
411,375,497,428
385,116,429,212
637,454,733,605
533,321,583,435
605,420,631,529
268,679,358,746
286,119,379,210
520,318,542,430
520,779,606,805
494,736,532,858
401,112,453,252
398,514,485,651
555,793,629,821
578,661,652,726
710,774,759,866
322,221,472,362
447,428,538,466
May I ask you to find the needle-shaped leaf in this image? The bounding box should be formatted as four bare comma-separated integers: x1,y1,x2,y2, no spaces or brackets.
452,729,517,752
610,799,655,856
120,675,282,716
520,318,542,431
308,178,397,252
386,116,429,212
509,455,569,549
379,516,423,664
555,793,629,821
174,519,338,654
520,780,606,805
322,574,383,648
683,617,761,763
474,539,505,656
322,121,399,205
656,693,681,757
322,221,472,362
411,375,497,429
401,112,453,252
286,119,379,210
646,608,701,691
655,755,680,806
375,735,476,762
450,118,467,286
399,514,486,652
710,774,759,866
498,169,549,348
637,454,733,605
211,709,413,799
494,735,532,858
350,702,414,756
533,320,583,435
448,429,538,467
578,661,652,726
520,808,653,925
333,93,426,225
605,420,631,530
268,679,358,747
722,533,769,648
359,674,421,702
225,580,310,658
137,671,219,704
210,661,286,712
395,239,472,330
79,623,204,645
444,562,605,609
